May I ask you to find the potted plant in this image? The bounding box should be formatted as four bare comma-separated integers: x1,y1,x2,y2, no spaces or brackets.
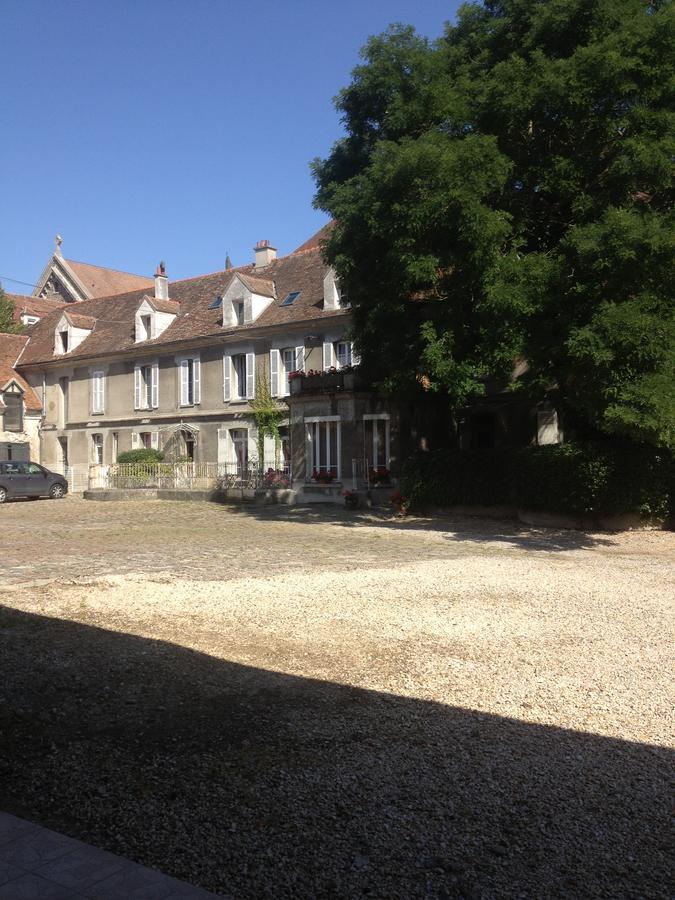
313,468,334,484
389,489,409,517
342,489,359,510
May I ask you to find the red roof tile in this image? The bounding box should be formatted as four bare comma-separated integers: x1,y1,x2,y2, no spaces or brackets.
65,259,154,298
17,244,349,367
0,334,41,410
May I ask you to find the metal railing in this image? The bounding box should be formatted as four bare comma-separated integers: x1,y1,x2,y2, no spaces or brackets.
91,461,291,492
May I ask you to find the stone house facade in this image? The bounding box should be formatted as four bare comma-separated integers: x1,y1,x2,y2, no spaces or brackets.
15,229,394,494
0,334,42,461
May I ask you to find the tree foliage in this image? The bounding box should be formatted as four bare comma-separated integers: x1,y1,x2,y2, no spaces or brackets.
250,371,286,465
313,0,675,446
0,285,23,334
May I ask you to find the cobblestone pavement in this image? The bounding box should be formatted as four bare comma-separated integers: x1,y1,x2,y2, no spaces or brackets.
0,497,673,899
1,495,670,586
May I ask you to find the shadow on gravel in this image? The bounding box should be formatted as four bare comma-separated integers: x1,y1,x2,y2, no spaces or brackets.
0,608,670,900
228,504,617,553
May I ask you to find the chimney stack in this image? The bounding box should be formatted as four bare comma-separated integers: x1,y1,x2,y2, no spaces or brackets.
154,261,169,301
254,239,277,269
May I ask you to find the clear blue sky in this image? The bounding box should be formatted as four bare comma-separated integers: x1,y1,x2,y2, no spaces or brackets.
1,0,462,289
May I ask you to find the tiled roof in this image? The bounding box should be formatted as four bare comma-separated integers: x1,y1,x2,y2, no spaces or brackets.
63,311,96,329
0,334,42,410
237,273,276,298
146,297,180,315
17,244,348,367
65,259,154,298
291,222,334,254
7,293,66,323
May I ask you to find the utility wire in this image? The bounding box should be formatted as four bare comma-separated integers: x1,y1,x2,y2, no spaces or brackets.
0,274,39,289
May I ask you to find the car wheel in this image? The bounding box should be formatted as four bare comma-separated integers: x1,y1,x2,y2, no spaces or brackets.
0,487,6,504
49,484,65,499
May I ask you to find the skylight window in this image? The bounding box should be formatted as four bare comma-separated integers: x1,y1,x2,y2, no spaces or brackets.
281,291,301,306
209,295,223,309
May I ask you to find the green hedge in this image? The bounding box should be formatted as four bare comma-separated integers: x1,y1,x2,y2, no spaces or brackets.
402,442,673,520
116,449,165,464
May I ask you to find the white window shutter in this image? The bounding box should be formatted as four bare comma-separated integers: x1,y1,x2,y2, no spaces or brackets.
246,352,255,399
323,341,334,371
351,343,361,366
217,428,227,463
151,431,159,450
270,349,280,398
180,359,189,405
134,364,141,409
193,357,201,404
223,354,232,401
151,362,159,408
131,432,140,449
295,345,305,372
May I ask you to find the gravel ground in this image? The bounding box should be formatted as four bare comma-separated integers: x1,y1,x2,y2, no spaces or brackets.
0,498,673,898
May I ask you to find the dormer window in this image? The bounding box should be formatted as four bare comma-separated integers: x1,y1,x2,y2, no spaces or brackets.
235,302,245,326
54,312,94,355
222,273,275,327
140,315,152,341
135,297,176,343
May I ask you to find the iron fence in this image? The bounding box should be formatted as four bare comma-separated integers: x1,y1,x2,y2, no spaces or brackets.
94,461,291,491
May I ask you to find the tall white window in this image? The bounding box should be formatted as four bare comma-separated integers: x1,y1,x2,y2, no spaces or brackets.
92,370,105,414
306,416,341,481
134,363,158,410
364,414,391,471
91,433,103,464
233,355,247,400
179,356,200,406
271,346,304,397
230,428,248,473
336,341,353,368
224,352,255,401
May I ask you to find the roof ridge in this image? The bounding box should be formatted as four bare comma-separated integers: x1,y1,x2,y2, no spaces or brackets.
65,258,153,280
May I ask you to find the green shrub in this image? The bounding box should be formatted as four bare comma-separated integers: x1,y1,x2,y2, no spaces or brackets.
402,449,515,508
402,442,673,520
116,449,164,464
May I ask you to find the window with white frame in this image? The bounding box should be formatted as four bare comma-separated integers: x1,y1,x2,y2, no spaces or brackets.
223,352,254,402
134,362,158,410
21,314,39,326
91,433,103,464
58,330,69,354
336,341,353,368
270,346,304,397
363,414,390,473
91,370,105,414
179,356,200,406
230,428,248,473
323,339,360,371
306,416,341,481
133,431,158,450
139,314,152,341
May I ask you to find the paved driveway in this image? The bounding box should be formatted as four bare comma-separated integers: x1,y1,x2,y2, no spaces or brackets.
0,498,673,898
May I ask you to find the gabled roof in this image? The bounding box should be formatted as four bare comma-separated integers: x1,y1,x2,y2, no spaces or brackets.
32,251,153,302
236,273,276,298
65,259,154,297
0,334,41,410
291,222,334,254
62,311,97,330
139,296,180,315
7,293,66,323
17,242,349,367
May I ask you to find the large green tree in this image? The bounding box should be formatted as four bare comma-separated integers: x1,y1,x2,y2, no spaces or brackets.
313,0,674,446
0,285,23,334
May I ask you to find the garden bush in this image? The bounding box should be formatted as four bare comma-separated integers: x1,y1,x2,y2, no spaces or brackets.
402,442,673,521
116,448,165,464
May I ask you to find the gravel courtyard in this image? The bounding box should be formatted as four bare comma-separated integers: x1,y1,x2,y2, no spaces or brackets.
1,498,673,899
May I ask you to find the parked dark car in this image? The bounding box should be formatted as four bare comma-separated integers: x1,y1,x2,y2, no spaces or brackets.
0,461,68,502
